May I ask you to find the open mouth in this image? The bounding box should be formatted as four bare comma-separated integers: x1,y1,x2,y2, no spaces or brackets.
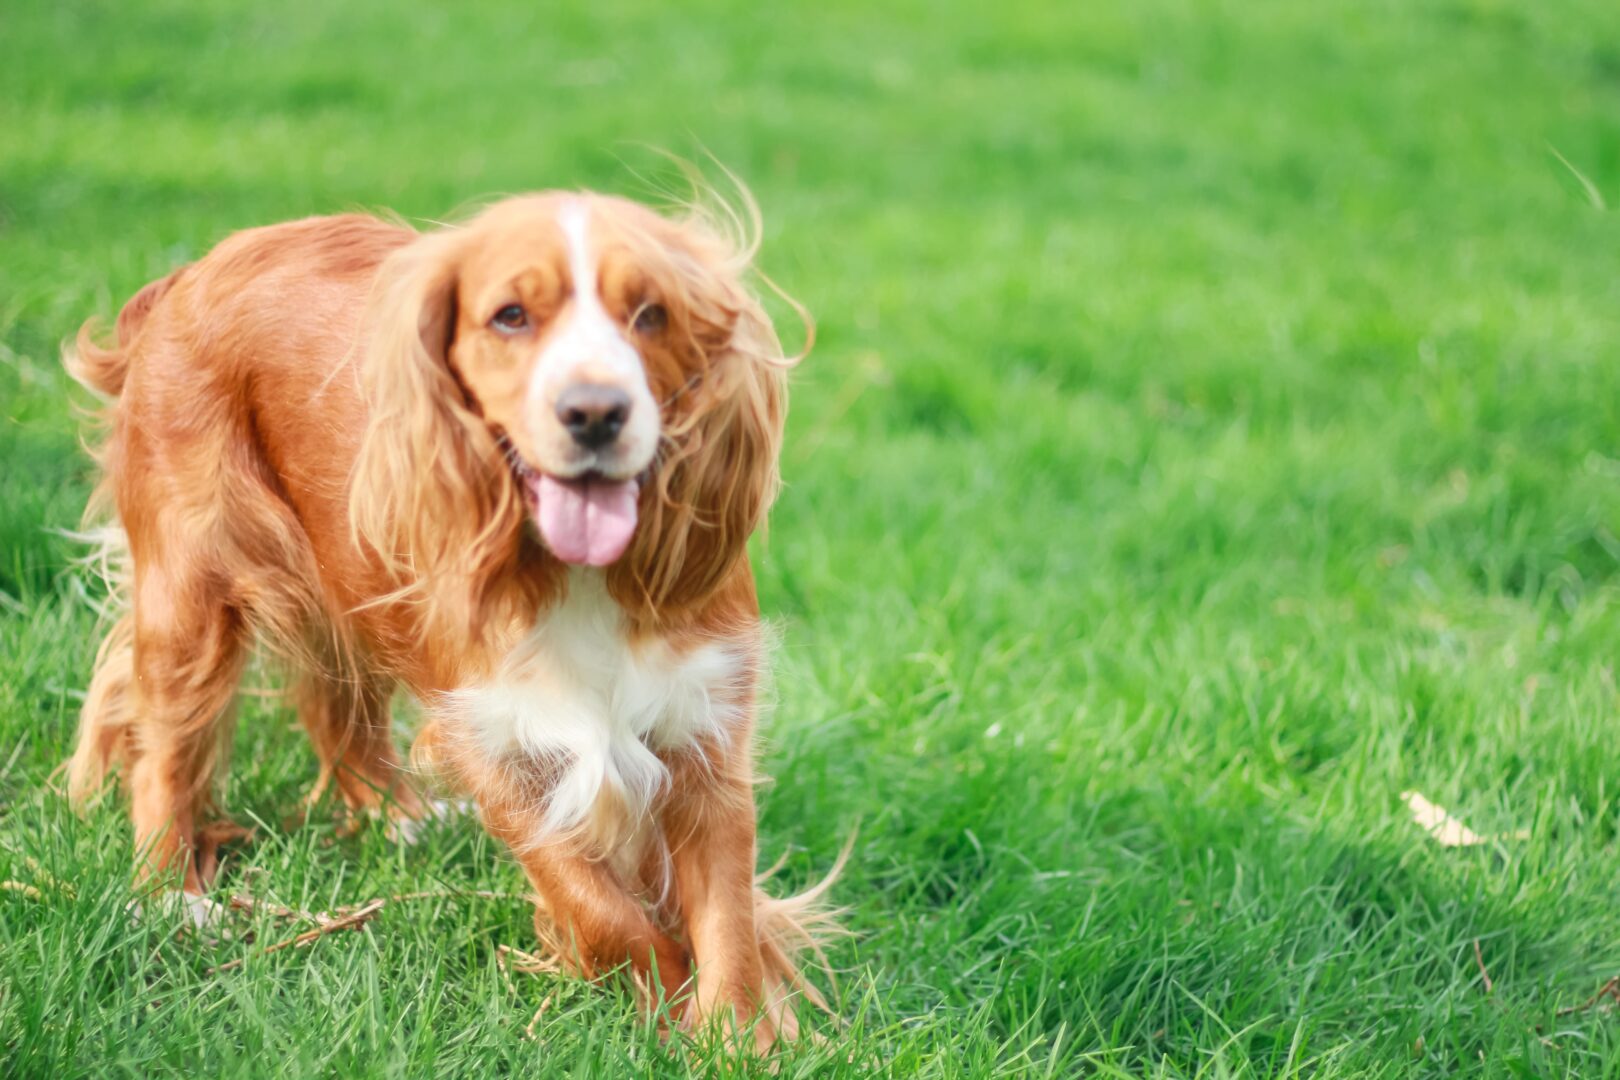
506,450,640,568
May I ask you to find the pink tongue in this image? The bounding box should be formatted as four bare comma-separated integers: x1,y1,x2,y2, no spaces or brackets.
529,473,640,566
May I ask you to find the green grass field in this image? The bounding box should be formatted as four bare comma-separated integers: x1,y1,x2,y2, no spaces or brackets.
5,1,1620,1075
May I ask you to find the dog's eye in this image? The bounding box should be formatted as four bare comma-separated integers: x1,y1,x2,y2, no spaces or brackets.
632,303,667,335
491,304,529,332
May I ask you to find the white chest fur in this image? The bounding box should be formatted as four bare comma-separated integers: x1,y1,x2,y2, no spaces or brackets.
441,571,747,837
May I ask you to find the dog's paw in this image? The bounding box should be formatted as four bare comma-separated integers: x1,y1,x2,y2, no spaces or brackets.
388,798,471,846
127,891,230,939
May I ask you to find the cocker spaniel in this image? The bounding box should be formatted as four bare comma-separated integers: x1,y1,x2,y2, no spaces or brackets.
64,190,836,1047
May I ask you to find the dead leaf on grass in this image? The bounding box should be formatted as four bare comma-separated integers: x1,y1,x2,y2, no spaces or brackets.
1401,791,1529,848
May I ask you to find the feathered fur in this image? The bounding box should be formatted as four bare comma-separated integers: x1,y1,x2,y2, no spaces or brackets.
63,189,837,1049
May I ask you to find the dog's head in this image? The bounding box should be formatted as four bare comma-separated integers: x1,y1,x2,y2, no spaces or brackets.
353,192,800,623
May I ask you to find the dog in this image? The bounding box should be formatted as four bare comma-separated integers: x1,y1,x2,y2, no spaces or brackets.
63,189,837,1047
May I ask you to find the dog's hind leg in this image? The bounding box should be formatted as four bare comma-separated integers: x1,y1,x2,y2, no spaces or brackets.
66,611,137,805
295,669,425,826
124,549,247,896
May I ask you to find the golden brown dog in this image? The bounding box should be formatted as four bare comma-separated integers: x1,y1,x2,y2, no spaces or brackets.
64,190,835,1047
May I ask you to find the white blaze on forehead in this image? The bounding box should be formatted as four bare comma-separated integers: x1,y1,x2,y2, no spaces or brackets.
559,202,602,318
528,201,648,396
522,199,661,477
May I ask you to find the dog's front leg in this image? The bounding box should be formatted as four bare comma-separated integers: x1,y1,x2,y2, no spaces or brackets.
661,748,775,1049
478,795,692,1003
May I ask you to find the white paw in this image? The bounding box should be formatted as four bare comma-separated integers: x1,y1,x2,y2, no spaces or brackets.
127,891,229,933
387,799,470,846
431,797,472,819
389,816,424,847
181,893,227,930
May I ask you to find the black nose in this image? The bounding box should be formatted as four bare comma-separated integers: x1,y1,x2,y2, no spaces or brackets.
556,384,631,450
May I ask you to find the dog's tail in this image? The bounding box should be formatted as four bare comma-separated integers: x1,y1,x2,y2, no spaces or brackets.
67,319,130,400
66,268,185,399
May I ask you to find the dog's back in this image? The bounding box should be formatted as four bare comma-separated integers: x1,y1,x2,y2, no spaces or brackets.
64,214,414,816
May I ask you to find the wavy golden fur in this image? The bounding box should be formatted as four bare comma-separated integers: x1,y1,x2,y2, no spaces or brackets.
63,188,836,1049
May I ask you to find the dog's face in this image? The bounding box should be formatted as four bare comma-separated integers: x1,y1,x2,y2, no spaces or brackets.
450,198,663,487
426,195,751,568
356,192,789,601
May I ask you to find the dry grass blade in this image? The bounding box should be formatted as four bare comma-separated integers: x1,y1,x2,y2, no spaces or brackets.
523,990,558,1041
1557,976,1620,1017
23,857,77,898
495,942,565,1042
497,942,562,976
1472,939,1492,994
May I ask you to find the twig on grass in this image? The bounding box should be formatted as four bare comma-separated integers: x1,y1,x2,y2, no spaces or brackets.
365,888,525,907
208,898,386,974
230,887,526,924
1472,939,1493,994
1557,976,1620,1017
228,893,319,924
211,888,528,974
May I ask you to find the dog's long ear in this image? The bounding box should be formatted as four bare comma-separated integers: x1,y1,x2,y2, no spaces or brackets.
608,268,793,624
350,227,524,610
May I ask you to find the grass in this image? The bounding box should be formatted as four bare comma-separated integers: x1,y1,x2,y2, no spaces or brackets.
4,0,1620,1074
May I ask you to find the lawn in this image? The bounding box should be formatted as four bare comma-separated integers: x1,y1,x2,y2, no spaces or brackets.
4,0,1620,1075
